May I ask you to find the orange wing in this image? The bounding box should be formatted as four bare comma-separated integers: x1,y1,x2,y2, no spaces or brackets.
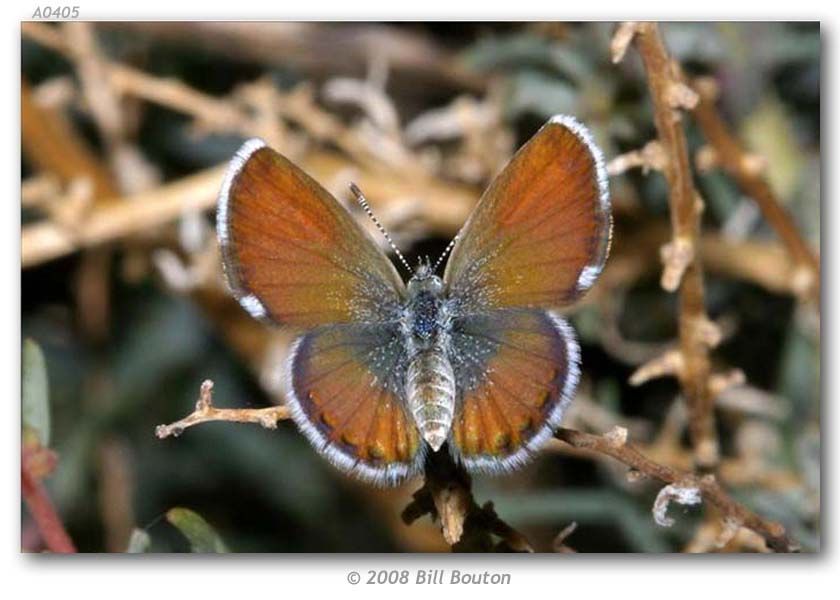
444,116,611,312
285,323,424,485
218,139,405,328
447,309,579,474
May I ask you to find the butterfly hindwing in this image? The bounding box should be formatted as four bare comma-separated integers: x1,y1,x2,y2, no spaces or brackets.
285,323,424,485
218,139,405,328
444,116,611,313
447,308,580,474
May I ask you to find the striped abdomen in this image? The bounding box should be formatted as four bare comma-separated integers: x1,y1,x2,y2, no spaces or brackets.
405,348,455,452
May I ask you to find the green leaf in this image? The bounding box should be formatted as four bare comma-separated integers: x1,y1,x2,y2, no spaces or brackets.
22,338,50,446
126,528,151,553
166,508,229,553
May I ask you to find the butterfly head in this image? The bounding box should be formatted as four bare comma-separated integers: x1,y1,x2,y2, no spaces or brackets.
407,258,444,297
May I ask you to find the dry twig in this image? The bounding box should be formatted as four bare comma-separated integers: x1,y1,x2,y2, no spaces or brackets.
554,427,799,553
402,450,533,552
614,22,719,469
155,380,290,439
22,174,62,209
607,140,667,176
691,76,820,303
21,149,478,269
552,522,578,553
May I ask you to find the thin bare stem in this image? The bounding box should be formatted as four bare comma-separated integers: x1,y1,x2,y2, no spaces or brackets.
155,380,290,439
552,522,579,553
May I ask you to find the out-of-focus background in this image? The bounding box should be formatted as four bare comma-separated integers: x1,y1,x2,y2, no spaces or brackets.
21,22,820,553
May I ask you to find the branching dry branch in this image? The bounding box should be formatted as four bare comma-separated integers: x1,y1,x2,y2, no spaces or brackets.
22,22,480,269
554,427,799,553
614,22,719,470
155,380,290,439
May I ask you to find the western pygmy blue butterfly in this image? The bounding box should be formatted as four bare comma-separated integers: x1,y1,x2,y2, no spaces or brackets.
216,115,611,485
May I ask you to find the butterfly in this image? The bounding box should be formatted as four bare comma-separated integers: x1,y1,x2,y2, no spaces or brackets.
216,115,611,486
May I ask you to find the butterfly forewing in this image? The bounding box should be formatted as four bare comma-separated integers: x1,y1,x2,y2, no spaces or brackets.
218,139,405,328
443,116,611,313
447,309,579,473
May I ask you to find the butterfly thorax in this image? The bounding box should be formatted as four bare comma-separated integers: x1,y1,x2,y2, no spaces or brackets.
403,269,455,452
410,291,439,343
404,266,447,348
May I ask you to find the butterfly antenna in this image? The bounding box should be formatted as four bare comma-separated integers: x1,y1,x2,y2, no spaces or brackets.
349,183,413,275
432,234,459,273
